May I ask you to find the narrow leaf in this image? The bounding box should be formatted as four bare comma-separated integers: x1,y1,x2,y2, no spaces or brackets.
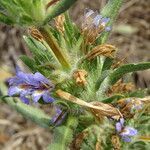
97,62,150,96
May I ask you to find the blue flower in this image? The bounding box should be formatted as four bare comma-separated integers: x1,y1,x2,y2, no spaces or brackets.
81,9,111,44
82,9,111,32
115,118,137,142
51,106,67,126
8,67,55,104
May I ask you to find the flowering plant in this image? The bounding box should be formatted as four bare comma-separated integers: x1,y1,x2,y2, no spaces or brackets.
0,0,150,149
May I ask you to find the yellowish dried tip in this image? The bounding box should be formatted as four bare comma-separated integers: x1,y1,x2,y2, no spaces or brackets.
54,14,65,34
73,69,88,86
28,27,44,42
111,135,121,150
86,44,117,60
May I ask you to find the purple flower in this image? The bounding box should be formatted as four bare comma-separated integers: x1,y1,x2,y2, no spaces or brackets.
51,106,67,126
115,118,137,142
125,98,143,113
82,9,111,32
8,67,55,104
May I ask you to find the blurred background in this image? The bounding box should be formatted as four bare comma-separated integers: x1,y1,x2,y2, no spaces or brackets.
0,0,149,149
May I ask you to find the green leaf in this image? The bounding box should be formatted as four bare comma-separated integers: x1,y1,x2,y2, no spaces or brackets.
110,62,150,85
20,55,37,72
97,62,150,96
0,12,14,25
44,0,77,25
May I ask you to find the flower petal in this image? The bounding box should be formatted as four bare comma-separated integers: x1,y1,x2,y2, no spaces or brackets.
34,72,50,84
20,96,30,104
85,9,94,18
32,91,43,103
7,77,23,86
51,107,62,123
121,127,137,136
51,107,67,126
116,122,122,132
93,15,102,26
8,86,22,96
42,92,55,103
122,136,131,142
120,118,124,126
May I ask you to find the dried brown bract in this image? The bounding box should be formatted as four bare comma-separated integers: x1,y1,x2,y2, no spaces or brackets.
71,131,88,150
116,98,143,118
28,27,44,42
107,80,135,96
111,135,121,150
86,44,116,60
73,69,88,86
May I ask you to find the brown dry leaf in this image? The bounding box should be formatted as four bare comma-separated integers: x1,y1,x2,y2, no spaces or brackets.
28,27,44,42
73,69,88,86
111,135,121,150
86,44,117,60
71,131,88,150
95,140,102,150
56,90,122,120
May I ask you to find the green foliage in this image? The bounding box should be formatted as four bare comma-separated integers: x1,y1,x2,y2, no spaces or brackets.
0,0,77,26
44,0,77,25
97,62,150,97
48,115,78,150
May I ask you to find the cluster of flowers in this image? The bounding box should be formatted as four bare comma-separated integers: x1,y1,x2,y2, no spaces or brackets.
115,118,137,142
81,9,111,44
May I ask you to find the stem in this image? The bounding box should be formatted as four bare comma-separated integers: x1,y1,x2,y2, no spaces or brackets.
48,115,78,150
39,25,71,70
